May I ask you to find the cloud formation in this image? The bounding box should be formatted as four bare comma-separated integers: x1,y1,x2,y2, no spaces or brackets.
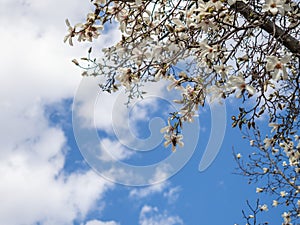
85,220,120,225
139,205,183,225
0,0,120,224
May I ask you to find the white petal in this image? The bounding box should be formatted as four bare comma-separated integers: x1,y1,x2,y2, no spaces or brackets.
270,7,278,15
246,85,256,95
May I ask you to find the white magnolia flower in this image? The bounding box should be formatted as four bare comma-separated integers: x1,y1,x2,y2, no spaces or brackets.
266,55,290,81
135,0,143,6
131,47,151,66
64,19,75,46
289,154,299,166
262,0,285,15
228,0,236,5
272,200,278,207
75,14,103,42
256,187,264,193
185,6,197,27
260,204,268,211
214,64,233,78
198,18,215,32
280,191,287,197
263,137,272,148
199,41,219,60
116,68,139,90
282,212,291,223
279,142,286,148
194,1,213,18
164,134,184,151
269,123,280,132
263,167,269,173
94,0,106,4
116,9,130,33
227,74,256,98
272,147,279,154
173,17,186,32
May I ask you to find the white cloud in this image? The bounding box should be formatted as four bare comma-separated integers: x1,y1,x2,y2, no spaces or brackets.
129,182,181,204
163,186,181,204
98,138,135,162
0,0,122,224
129,182,169,199
85,219,120,225
139,205,183,225
0,121,114,225
150,163,173,184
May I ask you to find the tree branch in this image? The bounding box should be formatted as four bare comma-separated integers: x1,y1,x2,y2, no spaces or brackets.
233,1,300,56
118,0,300,55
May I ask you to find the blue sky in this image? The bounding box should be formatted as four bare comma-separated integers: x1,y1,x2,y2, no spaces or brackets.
0,0,286,224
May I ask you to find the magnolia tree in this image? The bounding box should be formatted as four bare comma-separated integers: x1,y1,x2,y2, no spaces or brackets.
65,0,300,223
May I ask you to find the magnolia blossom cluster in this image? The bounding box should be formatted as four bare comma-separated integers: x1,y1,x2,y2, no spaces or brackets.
66,0,300,221
246,132,300,223
160,119,184,152
280,138,300,168
65,0,298,150
262,133,300,168
64,14,103,46
116,68,139,90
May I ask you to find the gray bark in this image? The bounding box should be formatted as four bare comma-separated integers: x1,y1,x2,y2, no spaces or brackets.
233,1,300,55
